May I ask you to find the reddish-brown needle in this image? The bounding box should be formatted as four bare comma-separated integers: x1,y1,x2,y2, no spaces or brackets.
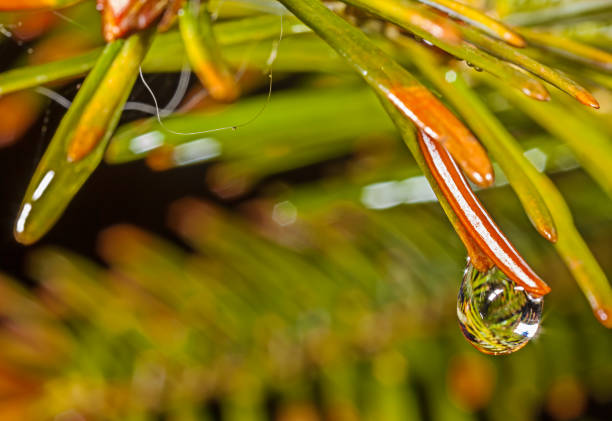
98,0,183,42
417,130,550,296
388,85,495,188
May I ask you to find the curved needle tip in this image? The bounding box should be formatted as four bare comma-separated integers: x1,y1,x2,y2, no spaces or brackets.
503,31,526,48
466,169,495,188
417,131,550,297
387,86,495,188
530,282,551,297
13,230,36,246
522,86,550,102
595,308,612,328
13,203,38,245
576,91,600,109
480,171,495,188
540,227,558,243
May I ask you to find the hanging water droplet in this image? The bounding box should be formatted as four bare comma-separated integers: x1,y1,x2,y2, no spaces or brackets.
457,260,543,355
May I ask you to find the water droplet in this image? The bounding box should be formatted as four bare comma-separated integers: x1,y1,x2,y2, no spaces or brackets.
457,260,543,355
465,62,483,72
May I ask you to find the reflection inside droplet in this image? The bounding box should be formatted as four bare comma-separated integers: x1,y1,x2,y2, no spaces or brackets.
457,260,543,355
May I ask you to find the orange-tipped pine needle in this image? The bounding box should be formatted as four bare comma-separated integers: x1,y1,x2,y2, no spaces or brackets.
460,26,600,109
98,0,182,41
416,0,525,47
388,85,494,188
178,0,239,102
67,33,153,162
386,4,462,45
417,131,550,296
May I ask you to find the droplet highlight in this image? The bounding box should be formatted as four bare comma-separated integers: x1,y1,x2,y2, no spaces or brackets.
457,260,543,355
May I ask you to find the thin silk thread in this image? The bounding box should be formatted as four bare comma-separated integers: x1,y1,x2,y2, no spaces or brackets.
138,14,284,136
